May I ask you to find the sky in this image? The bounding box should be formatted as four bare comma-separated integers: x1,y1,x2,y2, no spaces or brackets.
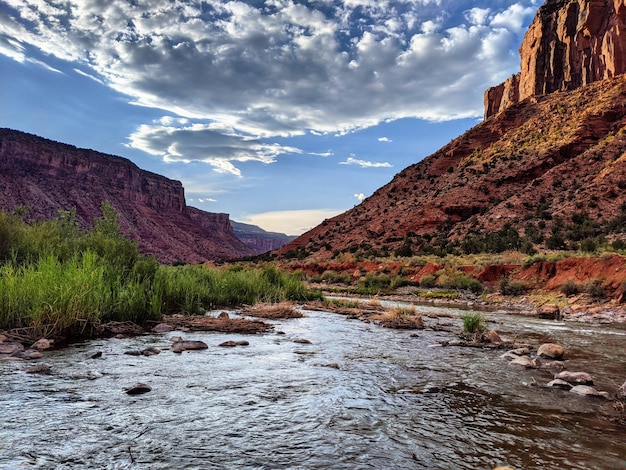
0,0,542,235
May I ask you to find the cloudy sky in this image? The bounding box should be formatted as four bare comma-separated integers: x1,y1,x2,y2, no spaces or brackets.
0,0,541,235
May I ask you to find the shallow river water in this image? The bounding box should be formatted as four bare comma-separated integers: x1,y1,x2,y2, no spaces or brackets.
1,304,625,469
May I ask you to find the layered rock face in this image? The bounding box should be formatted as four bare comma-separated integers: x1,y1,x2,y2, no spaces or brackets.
0,128,254,263
485,0,626,117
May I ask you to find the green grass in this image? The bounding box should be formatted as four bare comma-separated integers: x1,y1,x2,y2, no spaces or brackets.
461,312,486,334
0,205,320,338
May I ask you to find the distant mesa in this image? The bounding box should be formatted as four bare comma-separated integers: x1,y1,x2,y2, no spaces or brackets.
0,128,254,263
230,221,296,255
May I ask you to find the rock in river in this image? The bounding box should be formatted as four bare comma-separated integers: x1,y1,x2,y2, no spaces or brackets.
547,379,572,390
570,385,608,399
218,341,249,347
171,340,208,353
556,371,593,386
508,356,541,369
31,338,53,351
125,383,152,395
537,343,565,360
0,342,24,355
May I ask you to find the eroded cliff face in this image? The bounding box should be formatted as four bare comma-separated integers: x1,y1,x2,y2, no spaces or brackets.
0,128,254,263
485,0,626,117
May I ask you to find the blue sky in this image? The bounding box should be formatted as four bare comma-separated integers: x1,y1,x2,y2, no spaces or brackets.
0,0,541,235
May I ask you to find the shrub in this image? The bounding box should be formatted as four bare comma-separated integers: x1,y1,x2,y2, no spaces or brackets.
579,238,597,253
420,274,436,288
461,312,486,334
437,269,483,294
560,279,580,297
585,279,606,299
499,277,526,296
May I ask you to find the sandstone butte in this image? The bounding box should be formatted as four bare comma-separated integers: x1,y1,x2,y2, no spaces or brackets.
0,128,255,263
278,0,626,268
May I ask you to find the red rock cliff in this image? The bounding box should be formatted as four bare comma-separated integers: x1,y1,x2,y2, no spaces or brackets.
485,0,626,118
0,128,254,263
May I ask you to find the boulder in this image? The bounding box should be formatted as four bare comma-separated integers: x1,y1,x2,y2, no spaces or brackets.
21,350,43,360
556,371,593,386
618,380,626,398
294,338,312,344
541,360,565,372
124,350,142,356
509,356,541,369
170,336,184,343
570,385,607,399
547,378,572,390
537,343,565,360
483,330,502,343
31,338,53,351
219,340,249,347
0,342,24,355
125,383,152,395
152,323,174,333
536,304,561,320
0,334,8,342
142,347,160,356
26,364,51,374
218,312,230,319
171,340,208,353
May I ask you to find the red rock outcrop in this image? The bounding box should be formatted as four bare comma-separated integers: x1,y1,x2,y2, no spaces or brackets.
485,0,626,118
0,128,254,263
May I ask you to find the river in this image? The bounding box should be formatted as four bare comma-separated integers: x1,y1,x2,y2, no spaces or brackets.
1,304,625,469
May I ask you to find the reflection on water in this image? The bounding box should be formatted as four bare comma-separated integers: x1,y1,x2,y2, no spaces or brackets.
1,308,625,469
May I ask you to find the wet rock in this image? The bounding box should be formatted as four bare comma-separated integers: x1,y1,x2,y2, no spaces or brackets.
31,338,53,351
276,331,286,335
570,385,607,399
294,338,312,344
152,323,174,333
0,342,24,355
537,343,565,360
0,356,24,362
556,371,593,386
500,351,520,361
547,378,572,390
541,360,565,372
216,340,249,347
125,383,152,395
508,356,541,369
89,351,103,359
218,311,230,319
0,334,8,342
171,340,208,353
170,336,184,343
26,364,51,374
509,347,531,356
21,350,44,360
124,350,142,356
536,304,561,320
483,329,502,343
323,363,340,369
142,347,161,356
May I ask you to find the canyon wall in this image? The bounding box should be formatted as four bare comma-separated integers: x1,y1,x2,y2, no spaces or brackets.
485,0,626,118
0,128,254,263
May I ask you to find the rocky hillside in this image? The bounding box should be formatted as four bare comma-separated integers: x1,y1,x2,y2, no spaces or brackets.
230,221,295,255
278,0,626,261
0,128,254,263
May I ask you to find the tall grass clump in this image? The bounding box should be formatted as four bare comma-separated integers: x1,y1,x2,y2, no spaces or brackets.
461,312,486,334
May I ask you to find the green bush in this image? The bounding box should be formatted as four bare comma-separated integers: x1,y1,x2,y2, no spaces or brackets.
499,277,526,296
437,269,483,294
585,279,606,299
560,279,580,297
461,312,486,334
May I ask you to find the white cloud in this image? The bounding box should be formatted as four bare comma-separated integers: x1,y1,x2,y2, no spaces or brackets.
240,208,343,235
126,119,302,176
340,156,392,168
378,137,392,142
354,193,366,202
0,1,539,167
